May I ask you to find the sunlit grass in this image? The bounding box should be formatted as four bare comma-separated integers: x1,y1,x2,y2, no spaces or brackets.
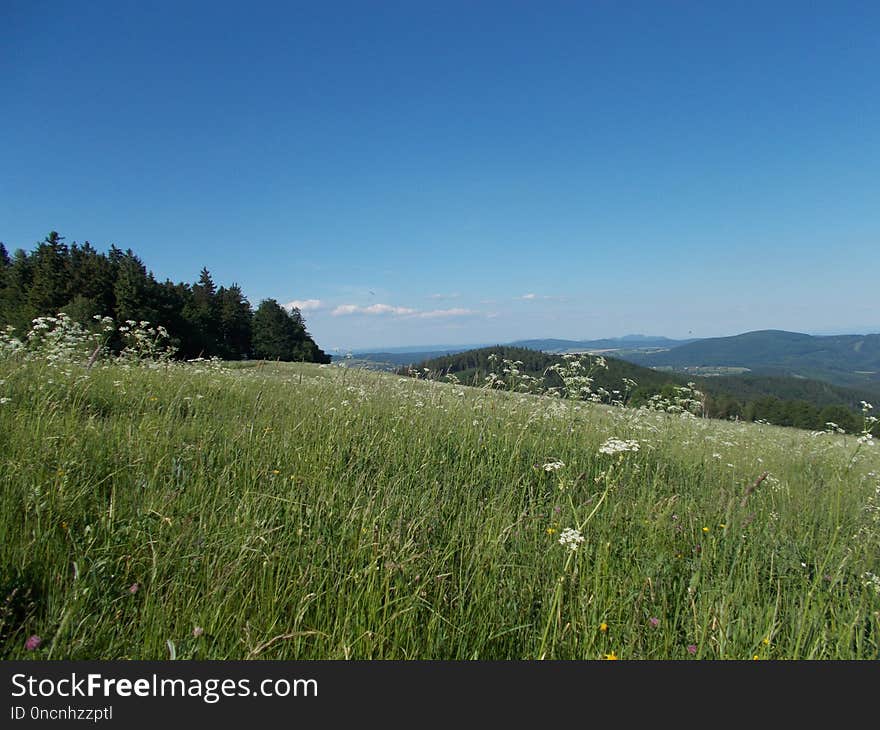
1,356,878,659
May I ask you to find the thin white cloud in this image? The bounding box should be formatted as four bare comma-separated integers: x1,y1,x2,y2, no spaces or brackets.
285,299,323,312
427,292,461,300
518,293,570,303
331,304,360,316
364,303,416,315
416,308,475,319
331,303,476,319
331,303,416,317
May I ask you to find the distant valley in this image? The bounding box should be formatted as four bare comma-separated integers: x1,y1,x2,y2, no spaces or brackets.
343,329,880,398
617,329,880,394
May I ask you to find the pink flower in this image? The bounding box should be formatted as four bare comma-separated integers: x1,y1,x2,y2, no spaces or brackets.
649,617,660,627
25,635,42,651
129,583,140,594
687,644,697,655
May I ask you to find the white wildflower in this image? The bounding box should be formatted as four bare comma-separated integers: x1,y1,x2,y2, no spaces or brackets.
598,437,640,455
542,460,565,472
862,572,880,595
558,527,584,552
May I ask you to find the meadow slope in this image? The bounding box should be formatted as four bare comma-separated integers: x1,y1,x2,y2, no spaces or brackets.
1,358,878,659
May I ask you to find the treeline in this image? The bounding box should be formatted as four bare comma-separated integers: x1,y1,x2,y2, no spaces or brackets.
0,232,329,362
406,346,874,434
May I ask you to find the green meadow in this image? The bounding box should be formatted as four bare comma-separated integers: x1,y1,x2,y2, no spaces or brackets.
1,355,878,660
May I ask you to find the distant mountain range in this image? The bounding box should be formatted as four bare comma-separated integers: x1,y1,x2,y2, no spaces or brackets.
618,329,880,393
342,329,880,397
507,335,697,353
343,335,696,369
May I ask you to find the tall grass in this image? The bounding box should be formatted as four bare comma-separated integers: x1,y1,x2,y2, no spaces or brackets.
1,355,878,659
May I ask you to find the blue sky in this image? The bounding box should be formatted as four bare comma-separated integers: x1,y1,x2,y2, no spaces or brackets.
2,1,878,352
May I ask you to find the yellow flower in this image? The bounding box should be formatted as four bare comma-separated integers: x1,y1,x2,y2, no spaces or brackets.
271,469,280,475
604,651,619,660
702,527,709,533
752,655,760,661
762,637,770,646
546,527,557,535
599,622,608,633
719,523,726,529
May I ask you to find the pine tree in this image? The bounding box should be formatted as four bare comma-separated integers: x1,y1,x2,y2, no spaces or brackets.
64,241,116,323
183,267,221,357
27,232,70,315
217,284,253,359
0,248,36,334
113,249,160,325
252,299,328,362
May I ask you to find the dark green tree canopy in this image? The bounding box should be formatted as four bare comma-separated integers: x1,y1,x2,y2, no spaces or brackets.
251,299,330,363
0,233,328,364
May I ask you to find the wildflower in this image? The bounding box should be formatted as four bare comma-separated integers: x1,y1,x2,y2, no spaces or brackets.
702,527,709,533
762,637,771,646
193,626,204,638
687,644,697,655
753,655,760,661
604,651,618,660
862,572,880,595
557,527,584,552
545,527,557,536
542,460,565,472
598,438,640,456
129,582,140,594
649,617,660,627
599,622,608,633
25,635,41,651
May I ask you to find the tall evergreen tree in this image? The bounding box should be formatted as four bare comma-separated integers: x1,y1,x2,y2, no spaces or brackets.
27,232,70,316
65,242,116,323
251,299,327,362
0,248,35,333
183,267,221,357
217,284,253,359
113,249,160,325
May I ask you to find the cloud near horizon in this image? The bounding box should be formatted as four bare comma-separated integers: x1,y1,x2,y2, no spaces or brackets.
331,303,476,319
285,299,323,312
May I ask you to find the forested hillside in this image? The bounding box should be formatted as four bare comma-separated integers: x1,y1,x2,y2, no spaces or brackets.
622,329,880,391
0,232,329,362
407,346,877,434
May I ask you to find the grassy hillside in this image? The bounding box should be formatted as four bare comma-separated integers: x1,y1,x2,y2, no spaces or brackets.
2,347,879,660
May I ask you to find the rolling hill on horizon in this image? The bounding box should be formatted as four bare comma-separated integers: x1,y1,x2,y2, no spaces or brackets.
405,345,879,434
344,335,698,369
619,329,880,393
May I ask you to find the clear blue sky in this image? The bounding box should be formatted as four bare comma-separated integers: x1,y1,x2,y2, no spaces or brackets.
2,1,878,352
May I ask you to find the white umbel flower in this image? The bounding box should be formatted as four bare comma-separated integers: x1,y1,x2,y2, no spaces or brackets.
542,460,565,472
598,438,640,455
558,527,584,551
